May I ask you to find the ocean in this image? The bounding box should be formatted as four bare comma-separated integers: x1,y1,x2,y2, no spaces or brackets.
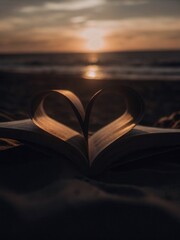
0,50,180,81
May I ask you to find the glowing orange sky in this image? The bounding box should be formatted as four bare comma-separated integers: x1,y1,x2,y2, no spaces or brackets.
0,0,180,53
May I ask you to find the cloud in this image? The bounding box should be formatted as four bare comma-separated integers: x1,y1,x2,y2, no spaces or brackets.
0,0,179,21
20,0,105,13
1,16,180,52
105,29,180,51
0,24,84,53
70,16,87,24
0,0,47,16
122,0,148,5
106,0,149,6
83,17,180,32
0,0,180,52
102,16,180,50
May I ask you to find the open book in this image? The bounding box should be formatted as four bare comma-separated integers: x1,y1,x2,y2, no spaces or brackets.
0,87,179,175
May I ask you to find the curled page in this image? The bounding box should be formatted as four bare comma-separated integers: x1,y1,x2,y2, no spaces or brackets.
83,90,102,140
30,90,87,152
30,90,85,141
89,86,144,163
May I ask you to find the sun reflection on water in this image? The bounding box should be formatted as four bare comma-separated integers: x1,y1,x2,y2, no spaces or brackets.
83,65,103,80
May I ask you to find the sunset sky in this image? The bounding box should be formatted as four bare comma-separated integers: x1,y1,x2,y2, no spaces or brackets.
0,0,180,53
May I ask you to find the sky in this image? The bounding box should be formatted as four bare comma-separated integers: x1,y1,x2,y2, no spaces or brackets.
0,0,180,53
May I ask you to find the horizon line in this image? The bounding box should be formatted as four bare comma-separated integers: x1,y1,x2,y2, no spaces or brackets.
0,48,180,55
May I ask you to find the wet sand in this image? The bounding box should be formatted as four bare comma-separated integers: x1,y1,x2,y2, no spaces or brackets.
0,70,179,126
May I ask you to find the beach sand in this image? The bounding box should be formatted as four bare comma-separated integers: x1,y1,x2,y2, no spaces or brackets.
0,70,179,126
0,71,180,239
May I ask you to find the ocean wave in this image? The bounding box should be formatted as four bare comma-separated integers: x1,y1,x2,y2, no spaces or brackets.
0,51,180,81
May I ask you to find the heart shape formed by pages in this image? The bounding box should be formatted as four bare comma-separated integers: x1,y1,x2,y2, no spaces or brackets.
30,86,144,164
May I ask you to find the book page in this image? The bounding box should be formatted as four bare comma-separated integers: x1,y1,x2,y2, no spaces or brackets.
30,89,90,149
30,90,86,139
0,119,88,170
135,125,180,133
88,86,144,164
90,125,180,174
83,90,102,140
0,119,86,151
89,111,135,163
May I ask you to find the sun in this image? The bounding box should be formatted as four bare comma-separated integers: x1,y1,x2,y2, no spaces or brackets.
80,27,105,52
